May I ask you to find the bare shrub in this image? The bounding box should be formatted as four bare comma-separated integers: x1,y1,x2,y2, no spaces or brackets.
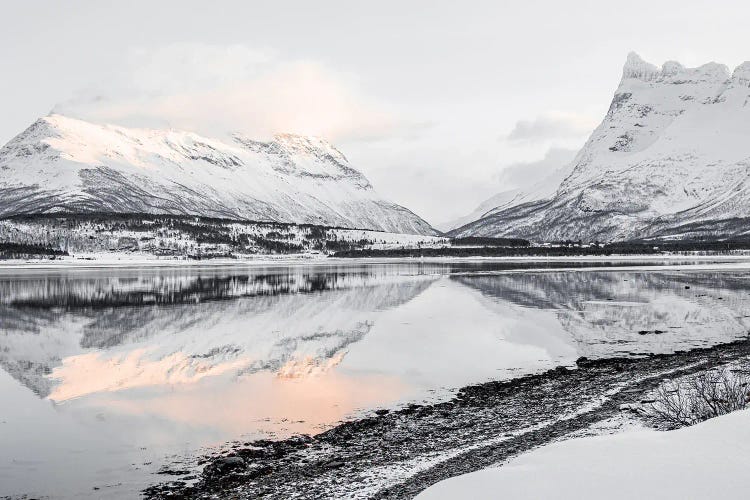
645,367,750,429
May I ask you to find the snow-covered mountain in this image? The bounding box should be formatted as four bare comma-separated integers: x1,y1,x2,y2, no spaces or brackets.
451,53,750,241
0,114,436,235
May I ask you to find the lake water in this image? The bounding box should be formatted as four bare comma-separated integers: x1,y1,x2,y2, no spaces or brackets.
2,259,750,498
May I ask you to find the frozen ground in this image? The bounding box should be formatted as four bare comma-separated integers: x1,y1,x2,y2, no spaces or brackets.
417,408,750,500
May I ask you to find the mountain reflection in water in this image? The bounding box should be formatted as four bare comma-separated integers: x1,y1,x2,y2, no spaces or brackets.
2,261,750,498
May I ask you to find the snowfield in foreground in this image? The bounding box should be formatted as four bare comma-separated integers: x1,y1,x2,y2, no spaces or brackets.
417,409,750,500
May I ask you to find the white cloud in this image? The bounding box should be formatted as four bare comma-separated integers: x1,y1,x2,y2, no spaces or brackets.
496,147,578,190
54,43,400,142
506,111,597,143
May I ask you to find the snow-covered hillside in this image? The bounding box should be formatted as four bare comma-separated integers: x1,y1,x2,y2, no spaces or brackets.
0,215,448,260
0,115,436,235
452,53,750,242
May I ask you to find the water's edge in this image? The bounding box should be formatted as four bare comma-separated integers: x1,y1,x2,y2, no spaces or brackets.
144,336,750,499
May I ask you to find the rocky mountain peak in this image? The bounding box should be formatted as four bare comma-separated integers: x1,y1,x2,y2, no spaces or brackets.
622,52,660,81
621,53,731,85
731,62,750,85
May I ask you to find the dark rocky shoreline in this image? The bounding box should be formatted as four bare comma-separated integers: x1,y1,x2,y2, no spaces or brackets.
144,337,750,499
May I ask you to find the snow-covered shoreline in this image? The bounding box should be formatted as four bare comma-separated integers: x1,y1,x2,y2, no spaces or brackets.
143,336,750,499
417,409,750,500
2,252,750,271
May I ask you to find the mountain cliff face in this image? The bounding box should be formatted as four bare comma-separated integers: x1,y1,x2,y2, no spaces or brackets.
451,53,750,241
0,115,436,235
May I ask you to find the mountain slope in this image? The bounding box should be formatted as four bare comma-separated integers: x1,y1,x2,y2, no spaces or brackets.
451,53,750,241
439,159,575,232
0,115,436,235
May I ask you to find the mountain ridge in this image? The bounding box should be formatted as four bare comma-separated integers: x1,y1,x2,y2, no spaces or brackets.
0,114,437,235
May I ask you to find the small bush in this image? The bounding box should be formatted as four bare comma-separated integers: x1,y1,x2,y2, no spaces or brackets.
645,367,750,429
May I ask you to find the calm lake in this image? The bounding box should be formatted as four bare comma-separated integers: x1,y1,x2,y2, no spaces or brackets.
2,259,750,498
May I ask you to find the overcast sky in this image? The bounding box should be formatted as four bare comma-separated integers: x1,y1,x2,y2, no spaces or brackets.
2,0,749,225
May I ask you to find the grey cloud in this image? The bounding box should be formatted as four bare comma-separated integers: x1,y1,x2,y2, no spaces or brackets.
497,147,578,189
